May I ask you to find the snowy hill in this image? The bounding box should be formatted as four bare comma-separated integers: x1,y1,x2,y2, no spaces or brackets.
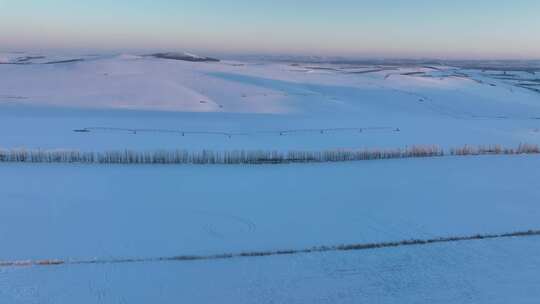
150,51,220,62
1,52,539,150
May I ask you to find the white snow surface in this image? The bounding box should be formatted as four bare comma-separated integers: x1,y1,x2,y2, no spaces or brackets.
1,53,540,151
3,237,539,304
1,52,539,116
1,52,540,303
1,155,540,261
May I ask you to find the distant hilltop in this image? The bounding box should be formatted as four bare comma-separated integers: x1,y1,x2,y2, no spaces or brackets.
149,52,220,62
0,51,221,65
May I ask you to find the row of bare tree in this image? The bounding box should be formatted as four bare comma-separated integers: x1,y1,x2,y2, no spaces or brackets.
0,144,538,165
450,143,540,156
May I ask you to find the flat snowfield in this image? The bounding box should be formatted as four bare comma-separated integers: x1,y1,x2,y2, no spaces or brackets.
3,237,540,304
1,53,540,303
2,156,540,303
1,155,540,261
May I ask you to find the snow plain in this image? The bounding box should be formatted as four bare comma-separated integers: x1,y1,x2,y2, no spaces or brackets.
1,155,540,262
1,52,540,303
2,237,540,304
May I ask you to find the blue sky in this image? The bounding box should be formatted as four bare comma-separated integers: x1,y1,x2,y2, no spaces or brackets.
1,0,539,58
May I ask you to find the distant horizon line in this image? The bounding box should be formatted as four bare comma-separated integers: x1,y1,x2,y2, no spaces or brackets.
1,48,540,62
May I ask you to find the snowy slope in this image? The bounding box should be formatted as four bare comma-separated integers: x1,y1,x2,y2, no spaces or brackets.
1,52,539,116
1,53,540,152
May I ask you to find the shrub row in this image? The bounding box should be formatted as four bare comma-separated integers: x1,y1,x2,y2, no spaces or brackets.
0,144,538,165
450,143,540,156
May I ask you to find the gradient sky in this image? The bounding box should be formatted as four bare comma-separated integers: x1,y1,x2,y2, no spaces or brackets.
1,0,539,59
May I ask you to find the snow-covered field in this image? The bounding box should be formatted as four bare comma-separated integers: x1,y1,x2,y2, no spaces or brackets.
3,236,540,304
2,155,540,261
1,52,540,303
1,53,540,152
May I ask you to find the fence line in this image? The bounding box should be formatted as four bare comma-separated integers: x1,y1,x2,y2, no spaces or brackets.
0,144,538,165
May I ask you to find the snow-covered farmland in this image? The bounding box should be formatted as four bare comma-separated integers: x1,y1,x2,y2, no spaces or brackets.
1,155,540,261
1,52,540,303
3,236,539,304
1,53,540,152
